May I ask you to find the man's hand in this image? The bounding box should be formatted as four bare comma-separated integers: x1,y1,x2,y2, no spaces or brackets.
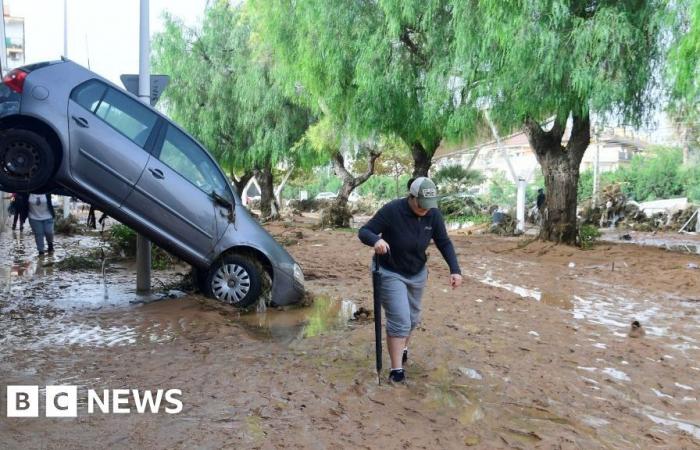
373,239,390,255
450,274,463,289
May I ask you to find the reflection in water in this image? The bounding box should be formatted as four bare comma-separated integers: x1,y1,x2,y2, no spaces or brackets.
236,296,357,344
479,272,542,301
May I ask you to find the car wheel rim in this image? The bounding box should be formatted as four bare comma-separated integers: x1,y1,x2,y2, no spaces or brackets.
2,141,39,180
211,263,251,304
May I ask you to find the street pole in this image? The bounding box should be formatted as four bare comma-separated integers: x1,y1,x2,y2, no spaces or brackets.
592,132,600,208
62,0,71,219
0,0,8,232
136,0,151,293
516,178,527,233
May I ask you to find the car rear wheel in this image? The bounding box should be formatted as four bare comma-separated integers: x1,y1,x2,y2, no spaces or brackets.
0,129,56,192
205,254,263,308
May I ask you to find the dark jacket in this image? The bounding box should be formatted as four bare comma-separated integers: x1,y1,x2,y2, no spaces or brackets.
358,198,461,277
13,193,30,217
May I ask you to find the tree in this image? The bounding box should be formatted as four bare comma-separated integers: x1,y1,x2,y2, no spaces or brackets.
667,0,700,165
433,165,485,194
447,0,665,244
297,117,381,227
250,0,460,177
153,1,312,220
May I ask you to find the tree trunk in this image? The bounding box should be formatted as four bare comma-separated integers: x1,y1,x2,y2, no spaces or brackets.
231,169,254,195
411,141,435,178
325,149,381,227
524,113,590,245
256,165,279,221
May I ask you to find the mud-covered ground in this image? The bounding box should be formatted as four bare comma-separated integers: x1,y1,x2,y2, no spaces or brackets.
1,219,699,449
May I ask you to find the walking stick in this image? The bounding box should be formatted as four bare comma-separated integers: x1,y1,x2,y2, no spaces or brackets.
372,255,382,385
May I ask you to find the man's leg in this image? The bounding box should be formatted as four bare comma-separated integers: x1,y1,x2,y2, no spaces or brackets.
44,219,55,253
404,267,428,363
378,271,411,372
28,219,45,254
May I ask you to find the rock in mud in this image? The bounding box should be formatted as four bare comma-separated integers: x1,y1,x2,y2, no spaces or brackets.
628,320,645,338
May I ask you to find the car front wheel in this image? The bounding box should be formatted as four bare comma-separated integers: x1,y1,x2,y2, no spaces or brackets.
0,129,56,192
205,254,263,308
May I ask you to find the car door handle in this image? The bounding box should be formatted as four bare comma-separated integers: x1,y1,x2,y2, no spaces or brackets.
148,168,164,179
71,116,89,128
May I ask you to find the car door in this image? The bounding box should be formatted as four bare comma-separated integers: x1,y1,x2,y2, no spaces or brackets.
67,80,158,208
121,122,233,264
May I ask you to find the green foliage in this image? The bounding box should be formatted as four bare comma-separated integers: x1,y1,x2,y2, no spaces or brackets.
250,0,460,163
618,147,684,201
667,0,700,112
153,2,312,175
577,147,700,203
433,165,485,194
449,0,665,134
484,171,516,208
109,224,176,269
578,224,601,249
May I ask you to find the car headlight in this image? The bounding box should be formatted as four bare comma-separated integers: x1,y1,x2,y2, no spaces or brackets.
293,263,304,284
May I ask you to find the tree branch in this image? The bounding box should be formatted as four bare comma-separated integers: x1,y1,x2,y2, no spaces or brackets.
355,149,382,186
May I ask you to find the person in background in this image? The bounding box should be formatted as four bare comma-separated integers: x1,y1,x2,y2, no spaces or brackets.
27,193,55,256
11,192,29,231
358,177,463,384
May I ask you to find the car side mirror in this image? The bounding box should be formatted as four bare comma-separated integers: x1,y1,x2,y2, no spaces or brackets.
212,191,236,223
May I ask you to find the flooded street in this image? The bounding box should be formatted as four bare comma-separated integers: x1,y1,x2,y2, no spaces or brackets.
1,223,699,448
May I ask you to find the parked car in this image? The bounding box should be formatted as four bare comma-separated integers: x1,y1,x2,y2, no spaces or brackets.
0,60,304,308
314,191,337,200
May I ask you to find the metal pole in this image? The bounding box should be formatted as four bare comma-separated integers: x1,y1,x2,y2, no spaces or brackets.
61,0,71,219
63,0,68,57
516,178,527,233
0,0,8,232
592,134,600,208
136,0,151,293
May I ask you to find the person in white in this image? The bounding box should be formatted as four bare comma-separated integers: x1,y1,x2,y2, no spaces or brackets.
27,193,55,255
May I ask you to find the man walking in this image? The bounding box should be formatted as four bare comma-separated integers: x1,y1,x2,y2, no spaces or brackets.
358,177,463,383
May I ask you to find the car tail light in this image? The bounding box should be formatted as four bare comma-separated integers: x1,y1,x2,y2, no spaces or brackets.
3,69,28,93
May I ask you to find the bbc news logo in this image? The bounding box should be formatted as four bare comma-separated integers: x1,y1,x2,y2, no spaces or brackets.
6,386,183,417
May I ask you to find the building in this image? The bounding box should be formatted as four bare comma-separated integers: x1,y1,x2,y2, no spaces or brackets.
433,124,649,193
3,4,25,70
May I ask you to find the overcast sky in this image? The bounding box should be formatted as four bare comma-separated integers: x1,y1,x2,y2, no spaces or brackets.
7,0,207,84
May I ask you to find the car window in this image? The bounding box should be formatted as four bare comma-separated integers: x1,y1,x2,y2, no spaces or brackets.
70,80,106,112
94,88,157,147
158,125,230,199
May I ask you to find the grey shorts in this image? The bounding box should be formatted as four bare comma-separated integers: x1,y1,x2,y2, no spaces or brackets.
374,265,428,338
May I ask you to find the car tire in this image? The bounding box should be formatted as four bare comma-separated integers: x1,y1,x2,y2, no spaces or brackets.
0,129,56,192
204,254,263,308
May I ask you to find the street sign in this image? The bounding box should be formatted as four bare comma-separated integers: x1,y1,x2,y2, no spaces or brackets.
120,74,170,107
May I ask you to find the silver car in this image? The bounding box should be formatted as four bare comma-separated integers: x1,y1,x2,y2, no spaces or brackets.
0,60,305,308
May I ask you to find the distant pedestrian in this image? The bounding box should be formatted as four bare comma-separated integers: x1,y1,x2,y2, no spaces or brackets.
11,192,29,231
536,188,545,211
358,177,463,384
27,193,55,256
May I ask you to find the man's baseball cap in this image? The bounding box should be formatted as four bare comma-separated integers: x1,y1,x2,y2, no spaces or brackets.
409,177,439,209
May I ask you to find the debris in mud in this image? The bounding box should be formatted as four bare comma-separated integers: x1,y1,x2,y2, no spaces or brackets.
458,367,483,380
54,215,83,235
351,306,371,321
55,255,103,271
628,320,646,338
489,212,517,236
319,202,353,228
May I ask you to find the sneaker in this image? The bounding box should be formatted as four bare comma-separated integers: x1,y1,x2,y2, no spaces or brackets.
388,369,405,384
38,251,45,256
47,245,54,254
402,349,408,365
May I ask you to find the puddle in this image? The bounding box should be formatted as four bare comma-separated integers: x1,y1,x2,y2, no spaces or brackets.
599,232,700,255
479,272,541,300
646,413,700,439
236,296,357,344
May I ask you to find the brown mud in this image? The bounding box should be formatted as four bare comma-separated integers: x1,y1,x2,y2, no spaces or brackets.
1,222,699,449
